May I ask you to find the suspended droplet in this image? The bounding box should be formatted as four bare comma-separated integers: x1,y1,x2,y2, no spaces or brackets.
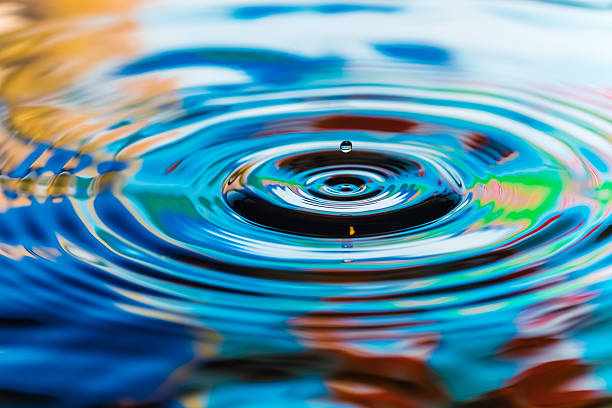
340,140,352,153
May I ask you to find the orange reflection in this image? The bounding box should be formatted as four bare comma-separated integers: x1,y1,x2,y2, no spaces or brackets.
0,0,178,202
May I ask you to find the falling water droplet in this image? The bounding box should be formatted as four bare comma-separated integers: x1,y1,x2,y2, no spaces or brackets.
340,140,352,153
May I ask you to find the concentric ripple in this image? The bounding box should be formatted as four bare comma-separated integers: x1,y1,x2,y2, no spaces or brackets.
95,84,610,284
224,140,464,237
64,81,612,405
0,0,611,407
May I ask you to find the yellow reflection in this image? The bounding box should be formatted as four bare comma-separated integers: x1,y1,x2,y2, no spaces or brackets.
0,0,179,195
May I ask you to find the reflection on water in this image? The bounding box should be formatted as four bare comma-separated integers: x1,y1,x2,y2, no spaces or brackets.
0,0,611,407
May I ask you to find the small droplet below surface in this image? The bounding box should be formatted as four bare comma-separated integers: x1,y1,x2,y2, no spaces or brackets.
340,140,352,154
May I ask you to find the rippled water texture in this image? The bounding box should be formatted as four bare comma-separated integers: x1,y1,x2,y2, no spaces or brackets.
1,1,612,407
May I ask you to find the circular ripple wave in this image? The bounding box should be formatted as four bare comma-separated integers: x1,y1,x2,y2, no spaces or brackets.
2,1,612,405
56,81,612,333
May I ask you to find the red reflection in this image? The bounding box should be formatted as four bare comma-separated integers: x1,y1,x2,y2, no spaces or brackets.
314,115,418,133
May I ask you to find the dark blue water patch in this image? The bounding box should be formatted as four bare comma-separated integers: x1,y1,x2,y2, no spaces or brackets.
374,43,452,65
6,143,48,178
52,200,108,252
2,189,18,199
0,208,197,407
52,201,206,304
312,4,400,14
118,48,344,86
42,258,132,304
76,259,192,305
108,120,133,130
93,192,173,256
97,160,128,174
205,83,260,93
13,259,110,315
90,193,278,289
0,201,55,246
67,154,93,174
0,217,16,242
0,322,195,407
41,148,75,174
22,212,48,243
232,4,400,19
232,5,302,19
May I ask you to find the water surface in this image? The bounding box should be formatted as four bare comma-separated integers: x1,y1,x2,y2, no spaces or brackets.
0,1,611,407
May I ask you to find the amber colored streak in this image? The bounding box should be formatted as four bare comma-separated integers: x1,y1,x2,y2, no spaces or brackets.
0,243,35,260
0,4,29,34
0,126,34,174
0,0,176,168
80,123,148,155
9,106,105,146
77,76,176,156
314,114,418,133
116,129,181,161
29,0,142,18
0,0,182,170
0,119,81,176
0,19,137,105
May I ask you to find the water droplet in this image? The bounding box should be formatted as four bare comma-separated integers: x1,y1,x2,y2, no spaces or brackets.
340,140,352,154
